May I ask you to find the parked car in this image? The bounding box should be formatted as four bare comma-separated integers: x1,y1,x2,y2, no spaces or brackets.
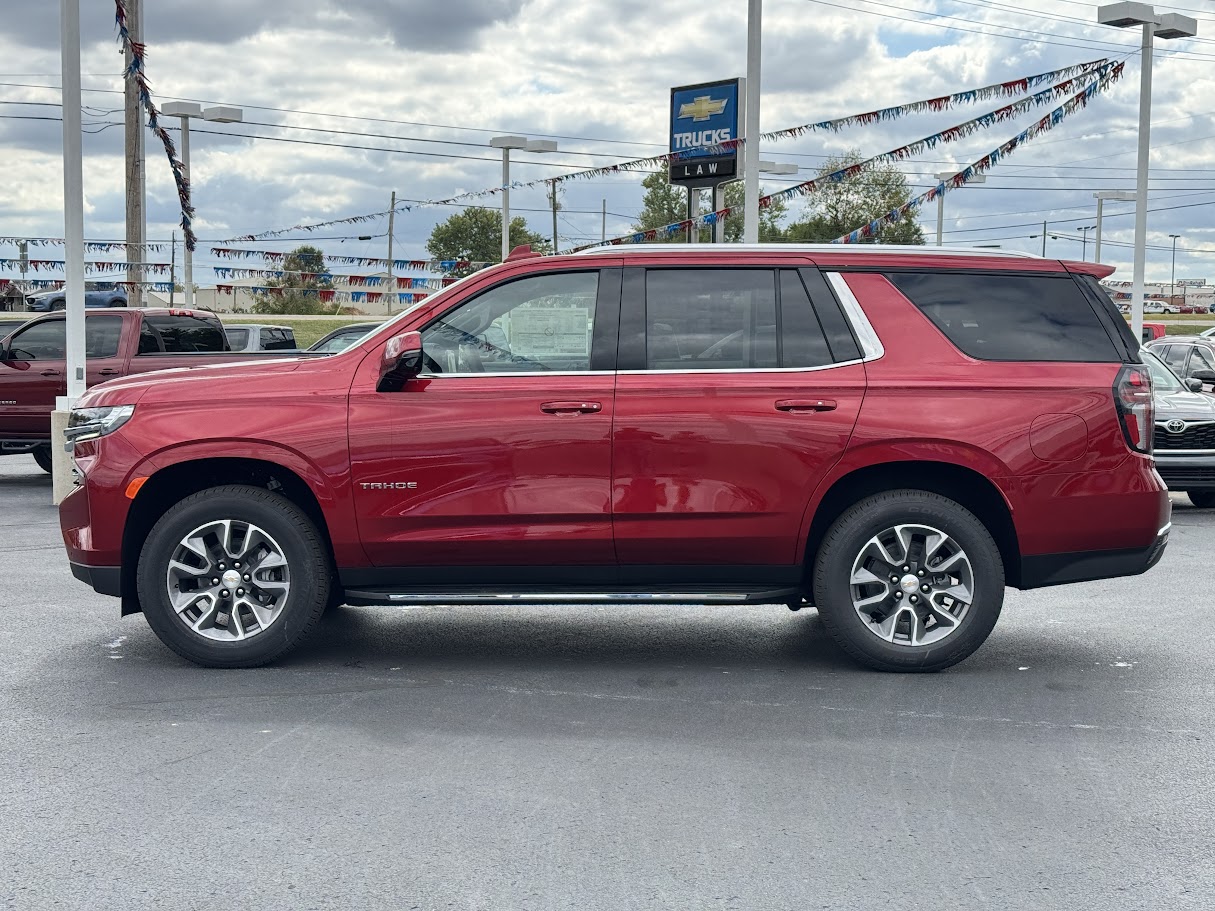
1142,321,1167,343
0,316,29,336
26,282,128,312
224,324,298,352
1139,349,1215,509
1145,336,1215,391
308,322,381,354
1,308,318,471
60,244,1169,672
1142,301,1176,315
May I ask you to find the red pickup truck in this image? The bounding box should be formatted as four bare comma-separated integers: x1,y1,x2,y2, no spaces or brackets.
1,308,301,471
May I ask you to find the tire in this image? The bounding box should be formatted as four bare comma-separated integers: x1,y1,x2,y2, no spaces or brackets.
137,484,332,668
31,444,52,473
812,490,1005,672
1187,490,1215,509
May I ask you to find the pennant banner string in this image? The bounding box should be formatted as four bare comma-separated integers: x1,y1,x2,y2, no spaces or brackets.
210,247,489,273
114,0,196,252
0,259,171,275
221,58,1106,245
214,285,430,305
760,58,1106,141
0,237,167,253
569,62,1125,252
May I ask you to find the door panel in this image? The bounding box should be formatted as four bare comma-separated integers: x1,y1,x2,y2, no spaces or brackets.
348,267,620,571
613,366,865,565
612,266,865,567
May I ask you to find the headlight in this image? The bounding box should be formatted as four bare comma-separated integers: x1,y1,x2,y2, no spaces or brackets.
64,405,135,445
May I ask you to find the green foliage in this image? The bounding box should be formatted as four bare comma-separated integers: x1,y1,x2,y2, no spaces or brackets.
784,151,924,245
251,245,340,315
633,171,786,242
426,207,549,276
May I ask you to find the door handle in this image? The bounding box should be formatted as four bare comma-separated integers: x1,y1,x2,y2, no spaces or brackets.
40,370,62,377
540,401,602,415
98,368,119,376
775,399,837,413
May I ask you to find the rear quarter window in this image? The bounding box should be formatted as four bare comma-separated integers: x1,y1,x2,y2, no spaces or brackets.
885,272,1121,362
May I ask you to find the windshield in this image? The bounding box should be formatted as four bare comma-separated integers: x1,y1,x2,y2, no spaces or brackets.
1141,348,1184,394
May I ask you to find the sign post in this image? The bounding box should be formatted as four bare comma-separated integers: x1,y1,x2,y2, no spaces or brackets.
669,78,742,243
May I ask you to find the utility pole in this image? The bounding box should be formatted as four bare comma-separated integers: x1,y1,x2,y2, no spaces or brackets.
123,0,145,307
1041,220,1048,257
169,232,176,305
601,199,606,242
387,190,396,313
550,181,559,254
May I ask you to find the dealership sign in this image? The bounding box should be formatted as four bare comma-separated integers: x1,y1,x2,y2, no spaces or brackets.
669,78,741,187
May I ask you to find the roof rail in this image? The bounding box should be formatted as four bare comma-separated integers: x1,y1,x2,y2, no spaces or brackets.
572,243,1038,259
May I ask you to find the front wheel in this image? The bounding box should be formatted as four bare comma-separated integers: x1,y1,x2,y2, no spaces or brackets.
812,490,1005,672
137,485,332,668
1187,490,1215,509
31,444,52,473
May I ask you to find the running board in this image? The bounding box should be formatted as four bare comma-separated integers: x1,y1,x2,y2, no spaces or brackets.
343,586,803,607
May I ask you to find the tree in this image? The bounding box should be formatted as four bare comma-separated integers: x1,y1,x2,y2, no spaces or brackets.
784,151,924,245
426,207,549,276
251,245,338,315
633,170,786,242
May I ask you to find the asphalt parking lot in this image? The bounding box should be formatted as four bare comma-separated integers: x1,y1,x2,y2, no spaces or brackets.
2,457,1212,910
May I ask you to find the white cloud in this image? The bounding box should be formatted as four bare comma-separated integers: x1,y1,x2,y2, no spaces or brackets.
1,0,1213,285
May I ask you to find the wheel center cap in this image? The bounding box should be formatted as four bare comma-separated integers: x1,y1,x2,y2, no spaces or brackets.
899,574,919,594
222,570,241,589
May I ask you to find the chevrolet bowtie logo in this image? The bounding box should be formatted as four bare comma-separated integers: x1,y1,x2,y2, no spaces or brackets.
678,95,728,122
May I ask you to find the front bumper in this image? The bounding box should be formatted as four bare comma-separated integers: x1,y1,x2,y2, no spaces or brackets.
1019,521,1171,589
1154,453,1215,491
70,562,122,597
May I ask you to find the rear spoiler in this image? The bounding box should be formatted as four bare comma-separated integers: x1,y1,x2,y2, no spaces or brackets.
1062,260,1116,280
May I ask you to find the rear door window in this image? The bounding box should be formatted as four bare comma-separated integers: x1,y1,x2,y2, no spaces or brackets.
886,272,1121,362
142,314,227,353
225,328,250,350
644,269,778,370
84,316,123,358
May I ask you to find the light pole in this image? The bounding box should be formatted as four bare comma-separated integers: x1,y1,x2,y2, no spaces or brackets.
489,136,556,262
162,102,244,308
1169,233,1181,303
934,171,986,246
1093,190,1136,263
1097,3,1198,341
1077,225,1097,260
744,0,762,243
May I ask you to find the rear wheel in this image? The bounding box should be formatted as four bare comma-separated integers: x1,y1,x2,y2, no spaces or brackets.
137,485,332,668
31,444,52,473
812,490,1004,672
1188,490,1215,509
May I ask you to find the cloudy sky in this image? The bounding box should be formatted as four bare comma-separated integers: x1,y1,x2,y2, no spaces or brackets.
2,0,1214,289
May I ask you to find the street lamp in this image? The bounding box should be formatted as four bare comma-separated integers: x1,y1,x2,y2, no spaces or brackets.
162,101,244,308
1097,3,1198,340
1093,190,1136,263
1077,225,1097,261
489,136,556,262
934,171,986,246
1169,233,1181,303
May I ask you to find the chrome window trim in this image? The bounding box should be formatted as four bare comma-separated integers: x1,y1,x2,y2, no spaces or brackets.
418,370,614,379
615,360,865,377
824,272,884,361
1153,450,1215,456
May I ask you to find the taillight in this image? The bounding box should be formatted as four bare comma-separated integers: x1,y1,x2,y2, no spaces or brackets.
1114,364,1154,454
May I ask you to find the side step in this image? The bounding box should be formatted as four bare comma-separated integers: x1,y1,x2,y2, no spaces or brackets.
343,586,803,607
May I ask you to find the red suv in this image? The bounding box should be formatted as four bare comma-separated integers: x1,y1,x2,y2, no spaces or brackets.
60,245,1169,672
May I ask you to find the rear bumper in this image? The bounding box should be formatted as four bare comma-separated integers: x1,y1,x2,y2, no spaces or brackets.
70,562,123,597
1019,521,1171,589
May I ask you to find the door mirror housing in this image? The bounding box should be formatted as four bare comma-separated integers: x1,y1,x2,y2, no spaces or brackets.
1185,377,1204,392
378,331,424,392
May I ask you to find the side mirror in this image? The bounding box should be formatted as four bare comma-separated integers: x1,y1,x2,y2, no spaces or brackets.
377,331,424,392
1186,377,1204,392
